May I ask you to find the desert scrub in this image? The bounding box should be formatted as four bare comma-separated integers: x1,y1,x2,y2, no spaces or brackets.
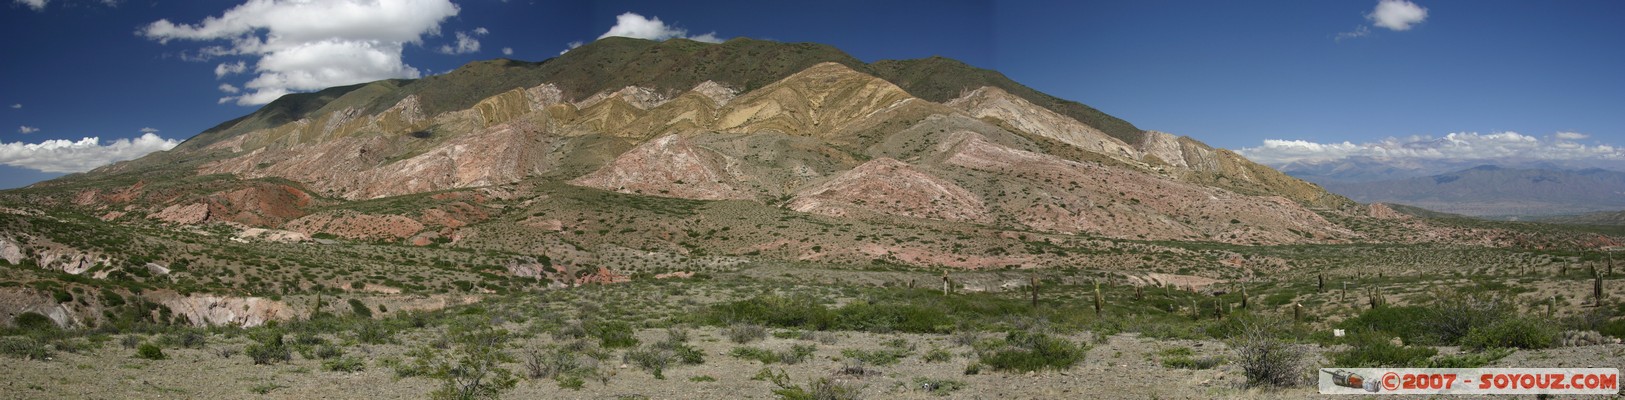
840,347,910,366
136,343,167,360
914,377,966,396
245,331,292,365
1460,316,1558,350
427,323,518,400
725,323,769,344
1424,348,1513,368
1230,320,1307,388
922,347,953,363
975,331,1085,372
731,344,816,365
584,320,638,349
1330,331,1437,367
323,356,366,372
0,336,52,360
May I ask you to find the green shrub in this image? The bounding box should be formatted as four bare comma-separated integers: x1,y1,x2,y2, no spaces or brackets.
977,331,1084,372
689,375,716,382
1162,355,1223,369
136,343,167,360
585,320,638,349
1461,317,1558,350
354,321,394,344
1330,332,1436,368
732,344,816,365
348,299,373,318
0,336,51,360
245,332,292,365
12,312,55,332
923,347,953,363
322,356,366,372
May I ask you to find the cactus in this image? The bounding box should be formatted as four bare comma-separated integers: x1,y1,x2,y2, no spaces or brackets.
1092,281,1104,316
1030,274,1040,308
1239,286,1249,309
1293,302,1303,322
1595,269,1605,305
1317,274,1325,292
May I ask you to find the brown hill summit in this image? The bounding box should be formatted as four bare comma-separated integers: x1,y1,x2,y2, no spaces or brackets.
24,37,1362,246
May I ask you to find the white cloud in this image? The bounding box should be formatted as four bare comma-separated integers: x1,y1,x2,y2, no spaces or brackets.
15,0,46,11
501,47,513,56
214,61,247,78
472,27,488,35
597,12,724,43
0,133,179,173
1369,0,1428,31
1335,25,1370,42
1238,131,1625,168
8,104,19,109
18,126,39,134
438,30,481,54
1555,131,1589,140
218,83,240,94
139,127,159,134
141,0,460,105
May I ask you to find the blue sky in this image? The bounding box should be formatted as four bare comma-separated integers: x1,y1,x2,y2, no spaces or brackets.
2,0,1623,188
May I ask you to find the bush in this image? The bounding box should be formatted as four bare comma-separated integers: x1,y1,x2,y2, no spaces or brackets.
0,336,51,360
1230,320,1306,388
732,344,816,365
1161,355,1223,369
245,332,292,365
428,324,517,400
923,347,953,363
136,343,167,360
1329,332,1436,367
725,323,768,344
584,320,638,349
12,312,55,332
977,331,1084,372
348,299,373,318
322,356,366,372
1461,317,1558,350
354,321,394,344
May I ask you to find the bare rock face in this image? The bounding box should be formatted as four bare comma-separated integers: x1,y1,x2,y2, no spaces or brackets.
944,133,1351,244
150,203,213,225
0,288,77,328
949,86,1142,164
789,158,989,223
284,211,425,241
571,134,756,200
689,81,738,107
156,293,292,327
0,236,23,265
1367,203,1407,220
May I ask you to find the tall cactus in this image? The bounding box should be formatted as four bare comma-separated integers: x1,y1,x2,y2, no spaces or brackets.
1093,281,1104,316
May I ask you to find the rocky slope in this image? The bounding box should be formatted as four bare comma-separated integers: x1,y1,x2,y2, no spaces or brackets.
20,37,1366,251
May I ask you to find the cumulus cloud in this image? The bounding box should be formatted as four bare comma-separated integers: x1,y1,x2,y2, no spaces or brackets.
18,126,39,134
218,83,240,94
0,133,179,173
438,29,484,55
15,0,46,11
214,61,247,78
141,0,460,105
562,12,724,55
9,104,19,109
139,127,159,134
1369,0,1428,31
597,12,724,43
1238,131,1625,168
501,47,512,56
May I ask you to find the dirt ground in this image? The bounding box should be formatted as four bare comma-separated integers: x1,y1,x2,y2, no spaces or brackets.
4,327,1622,400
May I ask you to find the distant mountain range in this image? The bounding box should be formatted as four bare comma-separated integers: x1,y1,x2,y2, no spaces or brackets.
1318,165,1625,217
